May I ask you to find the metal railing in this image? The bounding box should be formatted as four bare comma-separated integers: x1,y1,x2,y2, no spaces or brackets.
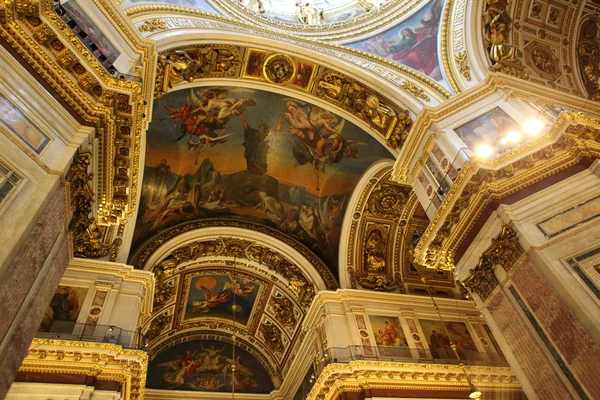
315,345,509,370
36,322,144,350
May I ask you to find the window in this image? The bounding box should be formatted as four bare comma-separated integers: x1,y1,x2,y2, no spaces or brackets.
0,161,22,207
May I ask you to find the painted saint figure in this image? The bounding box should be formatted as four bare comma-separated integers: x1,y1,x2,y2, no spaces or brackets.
147,159,171,203
241,115,282,175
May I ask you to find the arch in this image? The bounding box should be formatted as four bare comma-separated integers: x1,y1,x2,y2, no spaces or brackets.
129,13,452,104
338,159,394,288
130,219,338,290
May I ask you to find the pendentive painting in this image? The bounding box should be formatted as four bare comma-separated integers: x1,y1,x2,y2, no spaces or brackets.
347,0,445,81
183,274,262,326
39,285,89,333
419,320,481,361
147,339,274,393
454,107,520,152
133,86,393,273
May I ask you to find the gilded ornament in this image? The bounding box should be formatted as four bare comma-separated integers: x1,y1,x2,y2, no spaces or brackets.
461,227,522,301
577,18,600,101
14,0,39,16
524,42,561,81
67,152,120,258
347,266,358,289
315,70,412,143
357,272,398,292
155,46,240,97
145,313,172,342
139,18,167,32
483,0,525,75
259,322,284,352
454,51,472,81
367,182,408,219
400,80,431,101
364,226,387,273
271,295,297,326
263,53,296,84
21,339,147,400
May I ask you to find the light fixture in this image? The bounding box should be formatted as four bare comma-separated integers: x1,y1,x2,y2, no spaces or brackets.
475,144,493,158
523,119,544,136
107,326,115,333
469,383,482,399
500,137,507,145
420,275,484,400
506,130,522,143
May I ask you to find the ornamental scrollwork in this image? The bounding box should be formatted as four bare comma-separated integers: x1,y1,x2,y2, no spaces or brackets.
270,295,297,326
454,51,472,81
139,18,167,33
259,322,284,353
67,152,119,259
357,272,398,292
315,70,413,148
153,259,177,310
367,182,408,219
155,46,240,97
461,226,522,301
483,0,526,77
480,226,523,273
144,313,172,342
577,18,600,101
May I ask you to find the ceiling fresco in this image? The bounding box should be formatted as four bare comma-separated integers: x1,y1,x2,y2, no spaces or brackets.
133,86,393,275
182,272,264,326
347,0,445,82
147,339,274,393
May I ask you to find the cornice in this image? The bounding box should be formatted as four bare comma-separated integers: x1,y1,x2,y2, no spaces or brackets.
307,360,520,400
0,0,156,226
21,339,148,400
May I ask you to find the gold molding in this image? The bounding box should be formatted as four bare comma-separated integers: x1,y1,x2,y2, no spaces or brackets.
462,226,523,301
413,115,600,270
21,339,148,400
0,0,156,227
307,361,521,400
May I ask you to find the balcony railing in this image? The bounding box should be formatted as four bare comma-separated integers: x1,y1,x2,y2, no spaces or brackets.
36,322,144,350
317,345,508,367
293,345,510,398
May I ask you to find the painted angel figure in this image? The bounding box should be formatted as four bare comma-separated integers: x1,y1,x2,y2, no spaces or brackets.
284,100,365,190
190,286,229,313
158,350,198,388
224,277,255,297
222,356,257,392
